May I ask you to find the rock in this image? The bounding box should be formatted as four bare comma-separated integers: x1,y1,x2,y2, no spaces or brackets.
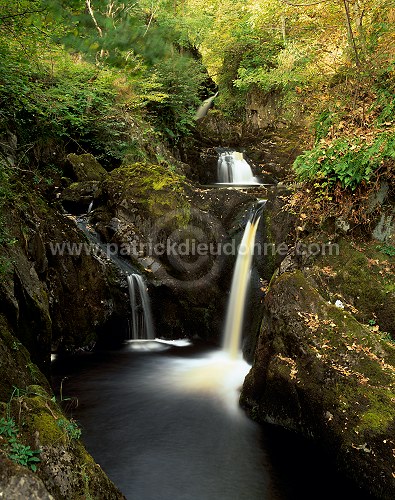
196,112,243,146
303,237,395,338
60,181,101,214
0,319,125,499
241,268,395,499
94,161,258,340
246,89,283,129
372,212,395,244
0,459,54,500
66,153,107,182
0,188,130,370
28,231,48,275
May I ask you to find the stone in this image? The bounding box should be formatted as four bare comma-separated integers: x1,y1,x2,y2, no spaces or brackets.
0,462,54,500
66,153,107,182
60,181,100,214
372,212,395,243
241,265,395,499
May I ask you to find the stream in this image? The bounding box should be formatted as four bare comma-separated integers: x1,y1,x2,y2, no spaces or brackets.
54,151,376,499
54,342,374,500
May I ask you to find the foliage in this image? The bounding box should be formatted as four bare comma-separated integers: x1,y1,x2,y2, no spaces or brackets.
146,56,205,142
377,244,395,257
0,0,209,176
57,418,82,441
0,417,41,471
8,439,41,471
294,131,395,190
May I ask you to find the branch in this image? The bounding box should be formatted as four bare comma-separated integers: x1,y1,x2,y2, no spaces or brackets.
281,0,331,6
86,0,103,37
342,0,361,67
0,9,45,22
143,1,159,37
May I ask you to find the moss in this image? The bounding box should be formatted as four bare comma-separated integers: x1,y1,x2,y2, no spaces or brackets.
105,162,191,223
30,412,66,447
354,356,393,386
359,409,395,433
0,316,50,401
67,153,107,182
309,238,395,336
244,245,395,498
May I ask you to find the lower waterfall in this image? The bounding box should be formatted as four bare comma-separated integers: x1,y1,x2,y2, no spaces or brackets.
222,203,264,359
127,273,155,340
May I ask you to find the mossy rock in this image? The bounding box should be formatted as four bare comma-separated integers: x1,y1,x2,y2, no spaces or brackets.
2,384,125,499
0,315,50,401
305,237,395,337
242,269,395,499
67,154,107,182
60,180,101,214
103,161,190,223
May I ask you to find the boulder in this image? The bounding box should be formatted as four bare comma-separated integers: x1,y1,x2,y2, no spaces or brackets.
0,317,125,499
60,181,101,214
66,153,107,182
241,267,395,499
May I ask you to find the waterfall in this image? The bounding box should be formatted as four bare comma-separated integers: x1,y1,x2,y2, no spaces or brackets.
127,274,155,340
217,151,258,185
195,92,218,120
87,200,94,213
222,204,264,359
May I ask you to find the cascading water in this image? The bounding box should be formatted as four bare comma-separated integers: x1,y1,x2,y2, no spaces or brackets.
60,202,367,500
222,202,264,359
195,92,218,120
217,150,259,185
127,273,155,340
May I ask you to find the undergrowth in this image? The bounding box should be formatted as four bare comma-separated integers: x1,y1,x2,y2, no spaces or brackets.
0,416,41,471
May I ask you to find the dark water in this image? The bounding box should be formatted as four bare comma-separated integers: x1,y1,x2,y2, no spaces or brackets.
54,341,374,500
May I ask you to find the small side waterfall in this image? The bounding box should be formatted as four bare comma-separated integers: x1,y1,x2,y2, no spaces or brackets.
195,92,218,120
127,274,155,340
217,151,259,185
222,204,264,359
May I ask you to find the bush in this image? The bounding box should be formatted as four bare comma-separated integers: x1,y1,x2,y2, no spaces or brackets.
294,131,395,190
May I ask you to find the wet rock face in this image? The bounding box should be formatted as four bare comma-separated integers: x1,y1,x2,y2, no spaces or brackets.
0,194,129,371
190,116,305,185
60,181,101,214
241,263,395,499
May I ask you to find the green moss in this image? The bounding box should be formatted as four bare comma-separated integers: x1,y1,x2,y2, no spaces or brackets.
359,410,395,433
30,412,66,446
309,238,395,336
105,162,190,223
354,356,393,386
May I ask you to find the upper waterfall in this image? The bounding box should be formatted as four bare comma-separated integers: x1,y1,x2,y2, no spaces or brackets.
217,151,259,185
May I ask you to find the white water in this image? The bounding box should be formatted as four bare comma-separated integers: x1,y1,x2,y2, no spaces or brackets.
222,211,262,359
195,92,218,120
217,151,259,185
127,274,155,340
